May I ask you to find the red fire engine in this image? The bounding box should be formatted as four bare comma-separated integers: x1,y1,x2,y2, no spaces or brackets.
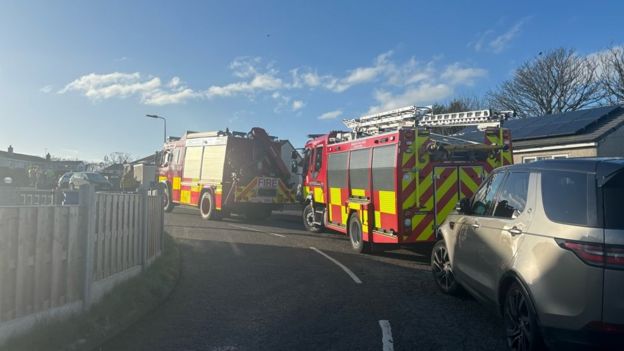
298,106,513,252
158,127,295,220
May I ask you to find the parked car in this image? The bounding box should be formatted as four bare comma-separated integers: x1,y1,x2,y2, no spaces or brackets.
68,172,112,191
432,158,624,350
57,172,74,189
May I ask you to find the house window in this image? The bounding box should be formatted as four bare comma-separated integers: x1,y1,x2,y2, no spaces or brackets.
522,154,568,163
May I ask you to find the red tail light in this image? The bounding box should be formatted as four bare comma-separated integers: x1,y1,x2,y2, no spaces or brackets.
585,321,624,334
556,239,624,269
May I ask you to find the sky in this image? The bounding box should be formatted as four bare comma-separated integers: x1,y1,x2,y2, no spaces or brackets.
0,0,622,161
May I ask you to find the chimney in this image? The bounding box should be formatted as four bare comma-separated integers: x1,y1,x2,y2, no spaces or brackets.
8,145,13,154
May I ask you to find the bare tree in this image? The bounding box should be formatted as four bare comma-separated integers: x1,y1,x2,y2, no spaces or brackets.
488,48,604,117
431,96,486,135
600,46,624,103
103,152,133,166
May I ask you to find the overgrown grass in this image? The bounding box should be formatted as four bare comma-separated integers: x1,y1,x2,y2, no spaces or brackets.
1,233,181,351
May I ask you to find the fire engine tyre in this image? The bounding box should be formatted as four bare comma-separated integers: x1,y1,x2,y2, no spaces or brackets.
303,204,323,233
348,213,370,253
200,191,218,220
431,240,461,295
162,186,174,213
503,282,544,351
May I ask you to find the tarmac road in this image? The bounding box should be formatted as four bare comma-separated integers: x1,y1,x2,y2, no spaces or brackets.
103,207,507,351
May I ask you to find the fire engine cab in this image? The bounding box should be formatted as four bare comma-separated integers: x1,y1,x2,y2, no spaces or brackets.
298,106,513,252
158,127,296,220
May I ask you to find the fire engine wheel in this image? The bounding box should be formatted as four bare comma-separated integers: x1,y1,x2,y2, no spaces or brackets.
303,204,323,233
431,240,461,295
163,186,174,213
348,213,370,253
200,191,218,220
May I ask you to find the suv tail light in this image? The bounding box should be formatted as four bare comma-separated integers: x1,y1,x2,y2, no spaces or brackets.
556,239,624,269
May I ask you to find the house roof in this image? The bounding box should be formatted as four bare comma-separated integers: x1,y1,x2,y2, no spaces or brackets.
130,153,157,165
456,105,624,149
0,150,46,163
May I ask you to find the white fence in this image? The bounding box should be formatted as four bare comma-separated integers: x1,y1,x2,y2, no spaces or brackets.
0,186,164,344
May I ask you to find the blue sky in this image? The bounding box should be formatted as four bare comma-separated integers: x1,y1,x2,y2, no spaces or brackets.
0,0,622,161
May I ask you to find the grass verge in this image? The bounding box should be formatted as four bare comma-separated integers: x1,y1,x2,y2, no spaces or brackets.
1,233,181,351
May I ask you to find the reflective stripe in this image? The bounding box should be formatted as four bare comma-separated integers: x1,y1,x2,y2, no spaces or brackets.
173,177,181,190
330,187,342,205
378,190,396,215
180,190,191,204
351,188,365,197
314,187,325,203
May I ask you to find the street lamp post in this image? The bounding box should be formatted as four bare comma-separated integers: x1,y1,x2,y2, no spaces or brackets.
145,114,167,143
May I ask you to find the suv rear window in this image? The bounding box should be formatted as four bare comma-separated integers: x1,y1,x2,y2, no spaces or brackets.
603,171,624,229
541,171,597,227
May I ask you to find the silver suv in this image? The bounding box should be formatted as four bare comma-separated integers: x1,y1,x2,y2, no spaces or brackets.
432,158,624,350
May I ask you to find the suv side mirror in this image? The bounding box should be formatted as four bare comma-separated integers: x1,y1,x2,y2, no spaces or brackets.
456,197,471,214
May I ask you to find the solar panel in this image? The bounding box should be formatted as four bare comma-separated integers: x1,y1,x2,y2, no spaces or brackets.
502,105,619,140
454,105,621,142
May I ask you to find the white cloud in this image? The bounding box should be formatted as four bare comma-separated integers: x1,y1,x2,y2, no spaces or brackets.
143,88,200,105
206,73,283,97
469,17,530,54
40,85,53,93
168,76,181,88
207,57,284,97
59,72,199,105
59,72,161,99
318,110,343,120
489,19,528,53
368,83,453,113
292,100,305,111
291,51,393,93
58,51,489,111
441,64,487,85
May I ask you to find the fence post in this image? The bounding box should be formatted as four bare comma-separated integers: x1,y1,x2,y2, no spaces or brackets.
79,185,96,309
159,187,165,255
140,187,149,270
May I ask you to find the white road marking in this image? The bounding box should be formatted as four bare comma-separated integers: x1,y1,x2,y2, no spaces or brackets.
268,232,286,238
228,223,286,238
309,247,362,284
379,320,394,351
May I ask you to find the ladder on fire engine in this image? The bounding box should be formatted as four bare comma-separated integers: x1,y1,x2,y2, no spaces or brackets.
342,105,514,135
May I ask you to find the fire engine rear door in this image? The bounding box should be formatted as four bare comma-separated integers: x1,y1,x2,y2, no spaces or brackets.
458,166,484,200
432,166,460,229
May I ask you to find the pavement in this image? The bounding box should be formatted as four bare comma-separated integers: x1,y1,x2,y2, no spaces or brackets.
102,207,507,351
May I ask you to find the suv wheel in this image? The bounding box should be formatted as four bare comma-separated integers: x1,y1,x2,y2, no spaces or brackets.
504,282,543,351
431,240,461,295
